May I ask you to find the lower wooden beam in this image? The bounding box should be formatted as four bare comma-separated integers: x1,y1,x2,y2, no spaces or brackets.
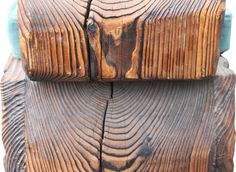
1,57,235,172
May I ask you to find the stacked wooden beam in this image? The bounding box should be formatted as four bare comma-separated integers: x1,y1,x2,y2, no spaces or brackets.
1,0,235,172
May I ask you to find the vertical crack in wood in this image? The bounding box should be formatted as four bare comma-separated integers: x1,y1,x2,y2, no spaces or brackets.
85,0,93,79
100,82,113,171
110,82,114,98
100,100,108,172
85,0,92,22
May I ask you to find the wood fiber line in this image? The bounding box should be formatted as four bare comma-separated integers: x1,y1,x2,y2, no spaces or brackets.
88,0,226,80
24,80,111,172
1,57,26,172
18,0,91,81
100,57,235,172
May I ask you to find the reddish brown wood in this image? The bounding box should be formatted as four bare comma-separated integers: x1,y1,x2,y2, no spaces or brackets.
88,0,226,80
19,0,226,81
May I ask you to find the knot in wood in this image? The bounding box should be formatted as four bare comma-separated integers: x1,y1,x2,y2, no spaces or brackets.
87,19,97,33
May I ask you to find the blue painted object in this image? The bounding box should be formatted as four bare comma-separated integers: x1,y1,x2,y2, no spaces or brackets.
220,9,232,53
7,0,21,59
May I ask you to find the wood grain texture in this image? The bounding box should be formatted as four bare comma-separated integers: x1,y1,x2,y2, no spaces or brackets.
24,81,111,172
100,57,235,171
213,57,235,172
88,0,226,80
1,56,235,172
18,0,91,81
19,0,226,81
1,57,26,172
1,57,112,172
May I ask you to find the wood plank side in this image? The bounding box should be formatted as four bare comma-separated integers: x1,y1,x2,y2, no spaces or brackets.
1,57,26,172
101,57,235,171
18,0,90,81
88,0,226,80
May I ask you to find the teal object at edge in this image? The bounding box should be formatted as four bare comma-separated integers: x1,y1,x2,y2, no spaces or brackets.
7,0,21,59
220,9,232,53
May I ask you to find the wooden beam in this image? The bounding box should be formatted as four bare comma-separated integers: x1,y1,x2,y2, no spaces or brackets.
1,56,235,171
18,0,226,81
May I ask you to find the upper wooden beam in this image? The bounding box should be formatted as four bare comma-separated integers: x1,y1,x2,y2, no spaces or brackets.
19,0,226,81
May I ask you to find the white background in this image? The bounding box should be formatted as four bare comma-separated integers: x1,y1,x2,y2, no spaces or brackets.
0,0,236,171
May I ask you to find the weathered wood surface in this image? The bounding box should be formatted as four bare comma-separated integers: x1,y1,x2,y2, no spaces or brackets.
24,83,111,172
101,57,235,171
1,58,26,172
88,0,225,80
19,0,226,81
1,57,112,172
1,56,235,172
18,0,91,81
